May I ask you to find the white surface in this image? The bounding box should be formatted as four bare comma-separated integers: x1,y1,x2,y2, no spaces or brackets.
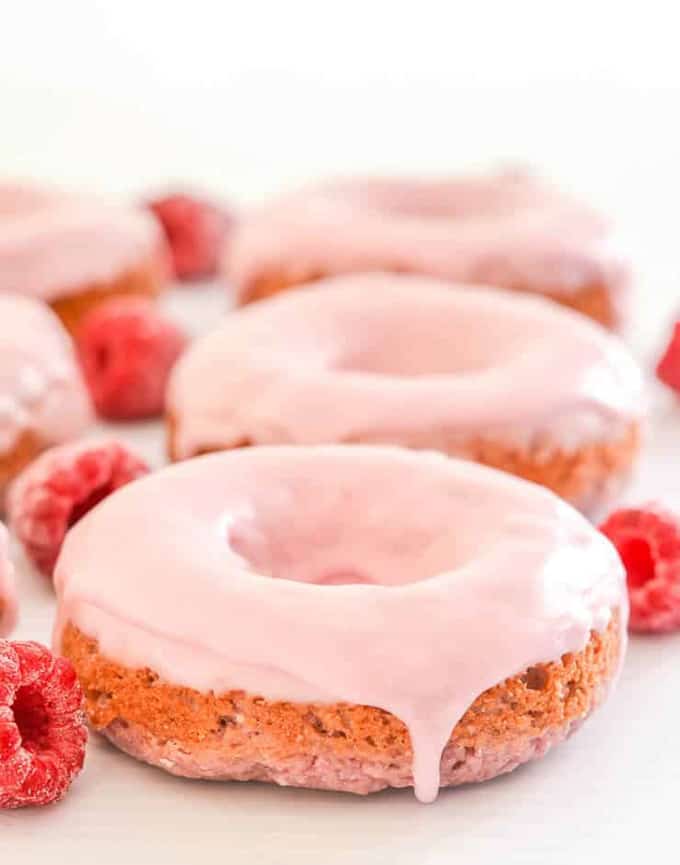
2,2,680,862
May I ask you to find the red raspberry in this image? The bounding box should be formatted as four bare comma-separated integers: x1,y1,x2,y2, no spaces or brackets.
0,640,86,808
147,193,232,281
76,298,187,420
8,439,149,578
599,506,680,633
656,322,680,393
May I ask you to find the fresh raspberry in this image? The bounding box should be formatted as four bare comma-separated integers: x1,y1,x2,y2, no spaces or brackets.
0,640,86,808
656,322,680,393
76,298,187,420
599,505,680,633
8,439,149,578
147,193,232,281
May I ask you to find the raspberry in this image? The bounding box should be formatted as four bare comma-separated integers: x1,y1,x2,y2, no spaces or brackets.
8,439,149,578
0,640,86,808
656,322,680,393
76,298,187,420
147,193,232,281
599,506,680,633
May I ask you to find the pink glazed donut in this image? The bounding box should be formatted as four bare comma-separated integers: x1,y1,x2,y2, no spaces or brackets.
0,294,92,501
0,184,167,333
0,522,17,636
167,274,643,513
55,446,627,802
225,171,630,328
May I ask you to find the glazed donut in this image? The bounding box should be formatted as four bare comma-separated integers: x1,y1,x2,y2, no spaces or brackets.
55,446,626,802
0,184,167,332
167,274,643,513
225,171,630,328
0,294,92,501
0,522,17,636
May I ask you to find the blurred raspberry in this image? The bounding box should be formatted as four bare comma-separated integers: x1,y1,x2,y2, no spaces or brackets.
9,439,149,578
599,505,680,633
76,298,187,420
147,193,232,281
0,640,86,808
656,322,680,393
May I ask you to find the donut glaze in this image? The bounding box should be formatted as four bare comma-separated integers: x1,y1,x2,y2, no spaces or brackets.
0,294,92,456
225,172,631,326
0,521,17,636
0,184,164,302
54,446,627,802
168,275,642,506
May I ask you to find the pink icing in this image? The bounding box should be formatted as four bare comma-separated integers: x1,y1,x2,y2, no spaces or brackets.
168,275,642,459
0,521,17,636
54,445,627,802
0,294,93,453
0,184,163,301
225,172,631,318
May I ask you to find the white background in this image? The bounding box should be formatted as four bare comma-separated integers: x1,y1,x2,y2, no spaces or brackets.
2,2,680,862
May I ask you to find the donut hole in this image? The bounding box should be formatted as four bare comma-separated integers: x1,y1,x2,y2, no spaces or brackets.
226,471,494,588
332,302,533,378
335,178,522,221
229,519,384,586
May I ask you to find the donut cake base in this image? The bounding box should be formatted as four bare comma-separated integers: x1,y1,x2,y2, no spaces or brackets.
0,430,40,506
166,415,641,515
241,270,619,329
49,256,165,334
61,614,621,796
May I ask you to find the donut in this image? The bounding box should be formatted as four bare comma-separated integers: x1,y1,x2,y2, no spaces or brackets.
0,521,17,636
54,446,627,801
167,274,643,513
225,171,630,328
0,294,92,501
0,184,167,333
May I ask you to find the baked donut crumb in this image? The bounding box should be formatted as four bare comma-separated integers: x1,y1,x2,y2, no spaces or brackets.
61,613,621,795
